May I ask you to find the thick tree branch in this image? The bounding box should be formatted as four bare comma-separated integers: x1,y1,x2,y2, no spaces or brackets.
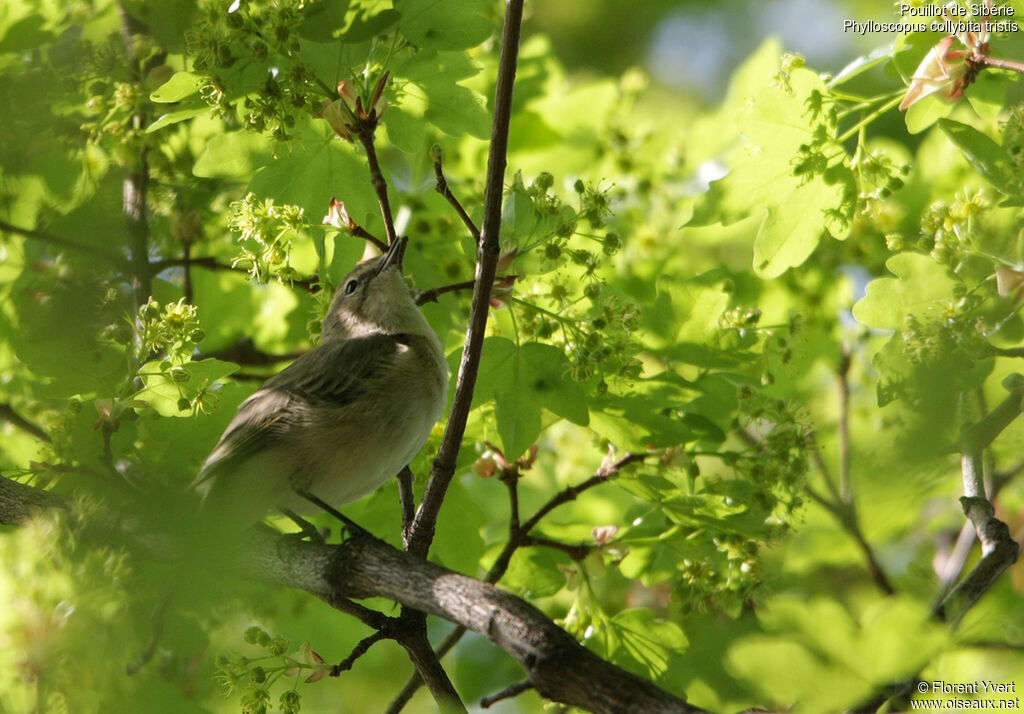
407,0,525,558
396,608,466,713
0,475,65,525
243,528,700,714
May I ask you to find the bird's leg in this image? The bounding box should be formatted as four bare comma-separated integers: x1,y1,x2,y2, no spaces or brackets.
280,508,328,544
294,489,373,540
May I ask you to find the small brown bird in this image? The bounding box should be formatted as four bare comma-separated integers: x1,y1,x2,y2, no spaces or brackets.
193,238,448,524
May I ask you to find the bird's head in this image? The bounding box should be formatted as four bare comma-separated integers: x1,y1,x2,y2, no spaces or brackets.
321,238,426,340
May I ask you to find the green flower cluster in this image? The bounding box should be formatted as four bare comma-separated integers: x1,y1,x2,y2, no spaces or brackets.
216,626,321,714
137,297,205,360
186,0,323,140
227,192,307,283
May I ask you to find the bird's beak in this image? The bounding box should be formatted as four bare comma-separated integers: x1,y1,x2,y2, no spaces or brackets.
376,236,407,275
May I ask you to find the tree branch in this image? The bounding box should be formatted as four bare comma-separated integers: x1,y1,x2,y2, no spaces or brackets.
0,475,65,525
389,451,645,710
804,486,894,595
414,279,477,306
243,528,701,714
0,219,128,268
198,338,306,368
432,146,480,243
150,256,318,292
354,80,398,248
0,403,51,443
396,608,466,713
836,346,853,503
481,680,533,708
407,0,525,558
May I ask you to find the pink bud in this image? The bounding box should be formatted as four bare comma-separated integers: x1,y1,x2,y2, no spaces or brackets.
899,35,968,110
323,197,355,230
592,525,619,546
316,97,355,142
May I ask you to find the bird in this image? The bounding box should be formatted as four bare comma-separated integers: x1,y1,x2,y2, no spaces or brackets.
192,238,449,526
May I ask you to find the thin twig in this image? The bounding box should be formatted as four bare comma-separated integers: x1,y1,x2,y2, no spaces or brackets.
935,520,977,599
433,148,481,242
804,486,894,595
319,592,396,631
0,403,51,443
414,280,477,306
295,489,371,538
182,240,194,304
481,680,534,708
331,631,388,675
352,225,389,253
355,133,397,247
125,591,171,675
0,219,128,268
406,0,525,559
199,339,306,367
836,346,852,503
116,0,152,315
807,430,843,504
524,535,591,560
150,256,318,291
388,451,645,711
522,453,645,534
980,55,1024,74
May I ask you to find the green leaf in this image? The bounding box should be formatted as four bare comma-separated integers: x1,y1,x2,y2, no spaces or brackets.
730,596,950,710
120,0,198,52
298,0,351,41
728,636,873,712
904,93,955,134
469,337,589,460
688,65,852,277
341,4,400,41
135,359,239,417
500,176,539,241
588,390,695,451
247,115,380,226
193,131,274,179
396,0,492,50
938,118,1022,199
828,46,893,87
146,105,208,133
872,327,992,409
966,69,1011,118
589,609,687,681
0,15,53,53
752,172,847,278
431,485,488,575
501,547,567,598
852,252,960,330
396,50,489,139
149,71,202,103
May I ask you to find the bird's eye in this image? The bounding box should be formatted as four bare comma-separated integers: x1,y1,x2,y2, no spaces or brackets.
344,279,359,295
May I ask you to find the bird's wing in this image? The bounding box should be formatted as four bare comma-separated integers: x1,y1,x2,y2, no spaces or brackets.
194,333,408,486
